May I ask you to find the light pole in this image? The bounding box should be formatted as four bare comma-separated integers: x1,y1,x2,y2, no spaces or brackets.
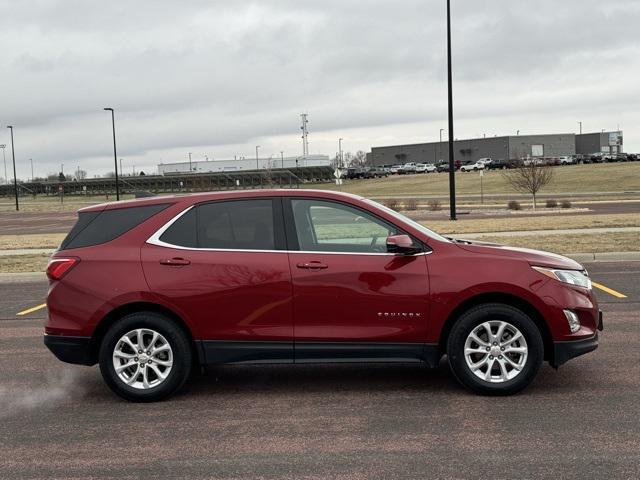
439,129,445,162
120,158,123,176
0,144,6,185
103,108,120,200
338,138,344,168
188,152,192,172
578,121,582,135
446,0,456,221
255,145,260,169
280,151,284,169
6,126,18,211
30,158,33,182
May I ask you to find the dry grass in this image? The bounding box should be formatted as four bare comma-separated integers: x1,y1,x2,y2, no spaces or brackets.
310,163,640,198
0,194,135,213
470,232,640,255
425,213,640,235
0,254,49,273
0,234,65,250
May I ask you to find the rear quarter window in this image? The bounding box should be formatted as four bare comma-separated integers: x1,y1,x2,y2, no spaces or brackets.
61,204,169,250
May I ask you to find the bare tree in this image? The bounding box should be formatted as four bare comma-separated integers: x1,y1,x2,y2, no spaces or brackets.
350,150,367,167
502,160,554,209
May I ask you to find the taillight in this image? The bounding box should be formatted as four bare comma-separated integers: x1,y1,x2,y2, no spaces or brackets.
46,257,79,281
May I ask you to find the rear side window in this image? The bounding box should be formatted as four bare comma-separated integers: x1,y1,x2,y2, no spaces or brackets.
156,199,280,250
61,204,169,250
197,200,275,250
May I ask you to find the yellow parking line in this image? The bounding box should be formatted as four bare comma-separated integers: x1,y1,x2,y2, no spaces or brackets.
592,281,627,299
16,303,47,316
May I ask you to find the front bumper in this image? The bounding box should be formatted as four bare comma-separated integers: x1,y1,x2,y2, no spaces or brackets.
552,332,599,368
44,334,94,366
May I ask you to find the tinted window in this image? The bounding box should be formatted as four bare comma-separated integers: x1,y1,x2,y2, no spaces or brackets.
197,200,275,250
159,208,197,248
61,204,169,250
291,199,397,253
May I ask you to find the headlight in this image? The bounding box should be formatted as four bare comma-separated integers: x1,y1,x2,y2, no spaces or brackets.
532,266,592,289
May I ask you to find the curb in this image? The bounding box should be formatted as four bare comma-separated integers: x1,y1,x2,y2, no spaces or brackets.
567,251,640,263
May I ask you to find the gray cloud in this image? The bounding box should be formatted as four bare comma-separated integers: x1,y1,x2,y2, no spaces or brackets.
0,0,638,179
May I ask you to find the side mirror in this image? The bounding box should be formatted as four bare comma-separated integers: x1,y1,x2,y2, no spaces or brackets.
386,234,422,255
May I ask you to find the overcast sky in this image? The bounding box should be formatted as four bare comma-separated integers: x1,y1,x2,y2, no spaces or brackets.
1,0,638,179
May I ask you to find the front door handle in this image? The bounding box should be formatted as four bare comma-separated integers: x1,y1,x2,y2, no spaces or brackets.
159,257,191,266
296,261,328,270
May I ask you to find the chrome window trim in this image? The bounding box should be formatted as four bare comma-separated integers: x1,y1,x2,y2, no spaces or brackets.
146,204,432,257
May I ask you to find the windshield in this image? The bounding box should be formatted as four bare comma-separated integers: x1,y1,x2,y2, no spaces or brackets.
364,199,451,243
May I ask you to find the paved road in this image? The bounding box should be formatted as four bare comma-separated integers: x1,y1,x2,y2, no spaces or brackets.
0,262,638,479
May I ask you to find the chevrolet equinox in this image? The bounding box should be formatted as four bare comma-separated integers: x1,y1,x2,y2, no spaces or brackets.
44,190,603,401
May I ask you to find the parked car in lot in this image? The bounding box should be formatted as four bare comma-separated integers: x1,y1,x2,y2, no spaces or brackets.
362,167,389,178
485,159,516,170
460,161,486,172
436,162,450,173
398,162,418,174
389,164,403,174
45,190,603,401
344,167,365,179
477,158,493,166
416,163,437,173
557,156,575,165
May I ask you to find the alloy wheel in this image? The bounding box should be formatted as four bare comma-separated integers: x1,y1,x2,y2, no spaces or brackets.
464,320,528,383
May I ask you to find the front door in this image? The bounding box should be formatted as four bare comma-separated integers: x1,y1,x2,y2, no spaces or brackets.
285,198,430,362
141,198,293,363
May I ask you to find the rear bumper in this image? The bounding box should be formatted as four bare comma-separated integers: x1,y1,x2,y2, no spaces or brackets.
44,334,94,366
552,333,599,368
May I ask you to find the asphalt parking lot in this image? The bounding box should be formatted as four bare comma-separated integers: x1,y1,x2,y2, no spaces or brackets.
0,261,638,479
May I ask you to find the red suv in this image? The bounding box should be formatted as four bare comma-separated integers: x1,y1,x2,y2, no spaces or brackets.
45,190,603,401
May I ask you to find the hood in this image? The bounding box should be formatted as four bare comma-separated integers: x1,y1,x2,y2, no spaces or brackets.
452,239,583,270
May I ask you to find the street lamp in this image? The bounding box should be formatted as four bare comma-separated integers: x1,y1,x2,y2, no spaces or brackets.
188,152,192,172
280,151,284,169
30,158,33,182
255,145,260,169
339,138,344,168
446,0,456,220
578,121,582,135
103,108,120,200
6,126,19,211
439,129,445,162
0,144,6,185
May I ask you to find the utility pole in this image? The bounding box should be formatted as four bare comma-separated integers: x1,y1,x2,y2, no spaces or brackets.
578,121,582,135
6,126,18,211
1,144,7,185
30,158,33,182
439,129,445,162
339,138,343,168
103,108,120,200
280,151,284,169
255,145,260,169
188,152,192,172
120,158,123,177
300,113,309,157
446,0,457,220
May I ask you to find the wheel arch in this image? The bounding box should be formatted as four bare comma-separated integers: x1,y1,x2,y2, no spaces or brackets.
89,302,201,366
438,292,553,361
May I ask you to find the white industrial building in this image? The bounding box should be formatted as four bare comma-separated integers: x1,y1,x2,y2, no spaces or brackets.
158,154,331,175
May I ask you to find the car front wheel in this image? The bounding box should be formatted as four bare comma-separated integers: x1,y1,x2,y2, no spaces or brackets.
447,303,543,395
99,312,192,402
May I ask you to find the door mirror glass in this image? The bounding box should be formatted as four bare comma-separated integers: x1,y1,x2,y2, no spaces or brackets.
386,234,421,255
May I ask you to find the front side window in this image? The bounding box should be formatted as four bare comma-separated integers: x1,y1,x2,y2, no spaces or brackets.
291,199,397,253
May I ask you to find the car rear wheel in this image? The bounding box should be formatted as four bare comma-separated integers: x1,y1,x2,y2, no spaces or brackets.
446,303,543,395
99,312,192,402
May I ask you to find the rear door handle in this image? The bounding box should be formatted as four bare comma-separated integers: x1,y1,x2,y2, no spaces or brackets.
159,257,191,266
296,261,328,270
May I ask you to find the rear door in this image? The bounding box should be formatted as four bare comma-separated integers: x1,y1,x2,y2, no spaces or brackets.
141,198,293,363
284,197,430,362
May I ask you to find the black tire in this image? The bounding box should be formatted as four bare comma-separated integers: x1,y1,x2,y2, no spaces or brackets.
446,303,543,396
99,311,193,402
